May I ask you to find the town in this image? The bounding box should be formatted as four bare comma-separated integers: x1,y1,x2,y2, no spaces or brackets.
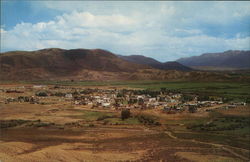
1,84,246,114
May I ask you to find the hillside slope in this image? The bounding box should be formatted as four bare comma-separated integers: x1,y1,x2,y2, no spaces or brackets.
0,48,148,80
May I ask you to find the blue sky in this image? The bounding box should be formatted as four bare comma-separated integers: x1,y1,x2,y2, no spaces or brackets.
1,1,250,61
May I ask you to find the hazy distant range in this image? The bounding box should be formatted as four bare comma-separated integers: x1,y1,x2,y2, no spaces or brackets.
120,50,250,71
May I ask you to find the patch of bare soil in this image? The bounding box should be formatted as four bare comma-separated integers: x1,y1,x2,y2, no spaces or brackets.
1,126,239,162
175,152,243,162
218,105,250,116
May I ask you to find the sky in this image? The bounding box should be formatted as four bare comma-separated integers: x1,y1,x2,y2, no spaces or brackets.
1,1,250,61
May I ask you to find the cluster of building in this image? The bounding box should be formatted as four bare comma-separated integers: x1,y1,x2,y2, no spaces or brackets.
0,85,247,113
71,89,186,111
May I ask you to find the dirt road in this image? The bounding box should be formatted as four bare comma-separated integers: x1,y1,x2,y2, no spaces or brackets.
164,130,250,161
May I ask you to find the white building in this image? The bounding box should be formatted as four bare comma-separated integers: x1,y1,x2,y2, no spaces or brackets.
65,94,73,98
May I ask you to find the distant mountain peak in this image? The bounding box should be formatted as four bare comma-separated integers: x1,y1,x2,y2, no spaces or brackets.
177,50,250,70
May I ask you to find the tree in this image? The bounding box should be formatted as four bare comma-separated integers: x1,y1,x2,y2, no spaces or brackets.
222,97,233,103
160,87,167,92
121,109,130,120
188,106,197,113
36,91,48,97
197,95,209,101
117,93,124,98
138,98,144,105
128,98,137,104
181,95,194,102
246,97,250,104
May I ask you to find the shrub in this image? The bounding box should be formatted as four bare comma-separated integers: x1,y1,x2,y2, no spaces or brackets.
36,91,48,97
103,120,109,125
54,92,65,97
188,106,197,113
54,85,60,89
96,115,112,121
181,95,194,102
197,95,209,101
121,109,130,120
0,119,29,128
246,98,250,103
136,114,160,126
33,122,52,127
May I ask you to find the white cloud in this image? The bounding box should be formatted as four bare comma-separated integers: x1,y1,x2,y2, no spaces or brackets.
1,4,250,61
55,11,138,32
0,28,6,33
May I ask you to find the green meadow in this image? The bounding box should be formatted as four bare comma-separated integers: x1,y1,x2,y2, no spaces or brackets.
0,79,249,102
4,80,249,102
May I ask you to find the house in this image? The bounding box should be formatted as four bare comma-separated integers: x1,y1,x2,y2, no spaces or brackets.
74,100,80,105
137,95,144,100
170,99,177,103
149,98,157,102
234,102,246,106
65,93,73,98
102,102,111,107
163,106,171,111
228,105,237,108
172,94,181,98
94,96,100,99
33,85,47,89
87,102,93,106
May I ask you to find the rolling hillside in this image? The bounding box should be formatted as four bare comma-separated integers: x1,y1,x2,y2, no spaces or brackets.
0,48,149,80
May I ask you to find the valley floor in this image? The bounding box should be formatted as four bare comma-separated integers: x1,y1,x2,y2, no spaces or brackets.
0,83,249,162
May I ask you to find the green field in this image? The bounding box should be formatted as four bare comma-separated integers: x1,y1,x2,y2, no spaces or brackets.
3,80,249,102
126,81,250,100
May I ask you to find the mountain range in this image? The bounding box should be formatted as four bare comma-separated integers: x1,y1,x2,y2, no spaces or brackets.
0,48,249,81
177,50,250,71
118,55,192,71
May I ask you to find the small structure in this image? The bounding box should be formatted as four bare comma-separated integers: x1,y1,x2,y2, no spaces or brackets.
102,102,111,107
65,93,73,98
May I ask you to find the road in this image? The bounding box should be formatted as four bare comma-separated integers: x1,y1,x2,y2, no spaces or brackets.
164,130,250,161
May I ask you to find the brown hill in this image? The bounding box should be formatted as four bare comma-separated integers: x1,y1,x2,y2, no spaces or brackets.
0,48,249,82
0,48,149,80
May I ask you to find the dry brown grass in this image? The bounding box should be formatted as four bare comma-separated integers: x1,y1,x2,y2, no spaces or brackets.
217,106,250,117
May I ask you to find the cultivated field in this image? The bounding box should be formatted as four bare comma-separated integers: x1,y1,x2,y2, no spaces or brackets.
2,80,249,101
